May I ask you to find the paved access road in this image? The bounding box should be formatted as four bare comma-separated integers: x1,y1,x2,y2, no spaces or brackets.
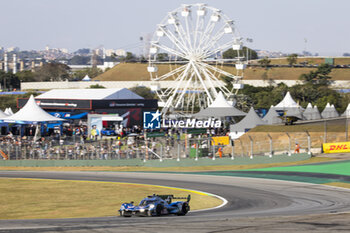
1,171,350,233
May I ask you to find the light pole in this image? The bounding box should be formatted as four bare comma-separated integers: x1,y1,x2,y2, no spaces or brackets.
246,38,253,63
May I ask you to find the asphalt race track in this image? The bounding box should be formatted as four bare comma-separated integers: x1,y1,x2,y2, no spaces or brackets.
1,171,350,233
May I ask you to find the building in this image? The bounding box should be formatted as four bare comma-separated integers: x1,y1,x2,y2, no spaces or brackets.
17,88,158,127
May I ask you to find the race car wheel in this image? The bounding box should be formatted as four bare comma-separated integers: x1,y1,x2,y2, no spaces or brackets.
156,204,163,216
120,210,131,217
178,202,190,215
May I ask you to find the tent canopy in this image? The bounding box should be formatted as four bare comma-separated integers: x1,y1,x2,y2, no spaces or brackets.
275,91,301,109
1,95,64,123
303,103,321,120
36,88,143,100
194,92,246,117
82,74,91,81
263,106,283,125
321,102,339,118
230,107,266,132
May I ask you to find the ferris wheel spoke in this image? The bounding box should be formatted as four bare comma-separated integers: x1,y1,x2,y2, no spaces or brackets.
199,63,232,94
153,43,185,59
153,65,186,81
158,26,189,55
204,39,237,58
163,63,192,100
197,20,217,54
200,21,227,52
201,62,237,79
172,21,192,53
198,64,219,98
191,61,214,103
184,15,194,51
174,71,196,107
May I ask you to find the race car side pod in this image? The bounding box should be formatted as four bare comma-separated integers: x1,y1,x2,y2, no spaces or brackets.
0,150,8,160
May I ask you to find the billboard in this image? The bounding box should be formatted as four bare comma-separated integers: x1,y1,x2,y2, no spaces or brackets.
322,141,350,153
18,98,92,110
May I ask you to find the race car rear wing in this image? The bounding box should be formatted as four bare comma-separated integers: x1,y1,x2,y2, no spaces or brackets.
156,194,191,203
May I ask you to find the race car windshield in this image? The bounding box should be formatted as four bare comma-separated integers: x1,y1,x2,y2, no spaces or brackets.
139,200,156,206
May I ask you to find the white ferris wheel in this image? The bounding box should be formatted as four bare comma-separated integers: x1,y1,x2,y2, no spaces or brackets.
148,3,246,114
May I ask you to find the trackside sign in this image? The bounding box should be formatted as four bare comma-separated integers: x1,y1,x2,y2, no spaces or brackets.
322,141,350,153
143,110,221,129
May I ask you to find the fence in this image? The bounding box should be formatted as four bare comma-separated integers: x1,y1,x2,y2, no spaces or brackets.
0,123,348,162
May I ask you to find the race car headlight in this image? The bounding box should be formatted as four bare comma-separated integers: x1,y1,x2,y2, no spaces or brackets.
140,208,145,212
149,204,155,209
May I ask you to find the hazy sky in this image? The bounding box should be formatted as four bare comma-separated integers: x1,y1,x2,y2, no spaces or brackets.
0,0,349,56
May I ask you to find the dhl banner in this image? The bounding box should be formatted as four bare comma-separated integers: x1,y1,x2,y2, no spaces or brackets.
323,141,350,154
212,136,230,146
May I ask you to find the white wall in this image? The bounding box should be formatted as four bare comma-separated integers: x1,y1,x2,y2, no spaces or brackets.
21,80,350,91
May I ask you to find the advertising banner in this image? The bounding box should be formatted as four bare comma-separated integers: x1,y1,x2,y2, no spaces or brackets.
322,141,350,153
212,136,230,146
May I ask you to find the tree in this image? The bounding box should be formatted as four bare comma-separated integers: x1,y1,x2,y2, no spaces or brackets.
16,70,35,82
89,84,105,88
299,63,332,86
125,52,135,62
223,46,258,60
33,63,71,81
157,53,169,61
129,86,156,99
258,57,271,68
73,67,103,80
0,71,21,90
69,55,90,65
287,53,298,66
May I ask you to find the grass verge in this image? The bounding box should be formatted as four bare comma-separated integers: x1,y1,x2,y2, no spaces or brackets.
0,157,337,172
0,178,222,220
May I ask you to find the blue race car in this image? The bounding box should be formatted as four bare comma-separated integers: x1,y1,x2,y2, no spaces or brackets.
119,194,191,217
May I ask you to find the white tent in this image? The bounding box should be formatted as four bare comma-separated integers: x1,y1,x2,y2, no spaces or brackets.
1,95,64,123
274,91,303,119
275,91,300,109
82,74,91,81
4,108,13,116
321,103,339,119
0,110,8,118
194,92,246,117
303,103,321,120
263,105,283,125
342,103,350,117
229,107,266,139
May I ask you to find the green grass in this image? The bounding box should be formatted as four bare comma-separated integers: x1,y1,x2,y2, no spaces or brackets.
249,160,350,176
0,178,222,219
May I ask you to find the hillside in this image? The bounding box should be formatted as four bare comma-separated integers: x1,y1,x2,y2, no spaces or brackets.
94,62,350,82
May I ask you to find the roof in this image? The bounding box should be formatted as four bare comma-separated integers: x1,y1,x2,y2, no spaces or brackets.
321,103,339,118
36,88,143,100
275,91,300,109
342,103,350,117
230,107,266,132
1,95,64,122
303,103,321,120
263,106,283,125
194,92,247,117
0,110,7,118
82,74,91,81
